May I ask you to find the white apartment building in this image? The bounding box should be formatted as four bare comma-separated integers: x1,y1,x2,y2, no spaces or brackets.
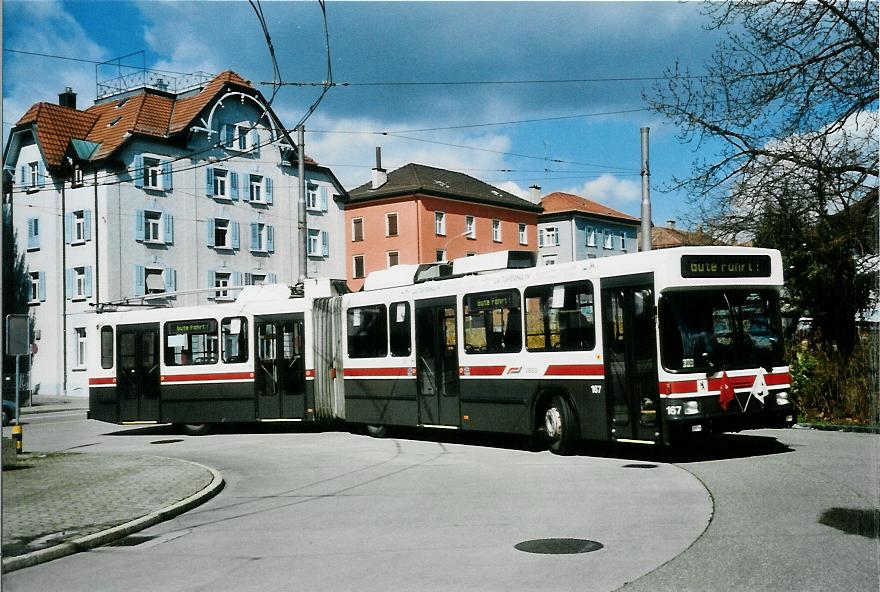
3,70,347,397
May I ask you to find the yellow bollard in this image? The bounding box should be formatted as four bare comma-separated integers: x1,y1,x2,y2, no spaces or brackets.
12,424,22,454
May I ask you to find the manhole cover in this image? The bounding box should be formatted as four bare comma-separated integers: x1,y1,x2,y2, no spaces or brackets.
622,463,658,469
515,538,603,554
150,439,184,445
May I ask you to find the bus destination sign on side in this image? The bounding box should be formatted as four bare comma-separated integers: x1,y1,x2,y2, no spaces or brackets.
166,319,216,335
680,255,771,278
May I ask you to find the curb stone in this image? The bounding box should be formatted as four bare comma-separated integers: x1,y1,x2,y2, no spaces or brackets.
793,422,880,434
1,459,224,573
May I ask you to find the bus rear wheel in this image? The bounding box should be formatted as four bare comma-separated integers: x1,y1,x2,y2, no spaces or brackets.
542,396,578,455
365,424,388,438
180,423,210,436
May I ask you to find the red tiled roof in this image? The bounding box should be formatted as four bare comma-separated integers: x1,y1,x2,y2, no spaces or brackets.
12,70,321,167
540,191,639,222
651,226,718,249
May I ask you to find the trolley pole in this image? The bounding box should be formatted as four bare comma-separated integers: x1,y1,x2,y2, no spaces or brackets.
640,127,652,252
297,125,308,281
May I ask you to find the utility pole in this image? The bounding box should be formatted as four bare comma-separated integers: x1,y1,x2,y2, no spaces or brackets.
297,125,307,281
640,127,652,252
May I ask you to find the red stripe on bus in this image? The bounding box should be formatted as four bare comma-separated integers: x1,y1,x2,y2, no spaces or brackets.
660,371,791,395
544,364,605,376
89,377,116,385
161,372,254,383
344,367,411,377
462,366,507,376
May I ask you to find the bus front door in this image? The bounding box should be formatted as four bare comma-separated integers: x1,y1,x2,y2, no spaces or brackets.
116,323,160,422
255,315,306,420
601,279,659,442
415,298,460,427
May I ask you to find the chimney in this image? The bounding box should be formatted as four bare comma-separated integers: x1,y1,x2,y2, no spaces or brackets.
371,146,387,189
667,219,676,229
529,184,542,204
58,87,77,109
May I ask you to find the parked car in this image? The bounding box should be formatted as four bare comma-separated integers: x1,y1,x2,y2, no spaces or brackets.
2,399,17,426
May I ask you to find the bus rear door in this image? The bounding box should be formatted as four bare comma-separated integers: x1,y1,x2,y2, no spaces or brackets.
117,323,161,422
601,276,660,442
415,297,460,427
255,315,306,419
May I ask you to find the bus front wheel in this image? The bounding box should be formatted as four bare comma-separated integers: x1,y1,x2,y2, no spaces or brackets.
180,423,210,436
542,396,578,455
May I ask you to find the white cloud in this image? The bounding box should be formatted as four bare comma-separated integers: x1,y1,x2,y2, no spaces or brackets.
563,174,641,205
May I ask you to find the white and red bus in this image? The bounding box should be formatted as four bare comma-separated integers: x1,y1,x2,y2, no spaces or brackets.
89,247,795,450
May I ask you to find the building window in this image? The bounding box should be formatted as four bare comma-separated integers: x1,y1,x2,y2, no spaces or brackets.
250,223,274,253
29,162,39,188
75,328,87,368
73,166,84,188
145,267,165,295
214,169,227,198
306,183,319,210
586,227,597,247
214,271,231,300
436,249,446,262
143,156,162,190
74,267,87,298
492,219,501,242
308,229,321,256
386,213,399,237
27,217,40,250
518,223,527,246
29,271,44,303
224,123,257,152
541,226,559,247
65,210,91,245
465,216,476,239
353,255,365,279
387,251,399,267
352,218,364,242
435,211,446,236
249,174,263,203
214,219,230,249
145,211,162,242
620,232,627,250
74,211,86,242
603,230,613,249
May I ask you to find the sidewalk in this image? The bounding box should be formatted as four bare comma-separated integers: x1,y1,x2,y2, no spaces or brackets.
19,394,89,416
1,451,223,572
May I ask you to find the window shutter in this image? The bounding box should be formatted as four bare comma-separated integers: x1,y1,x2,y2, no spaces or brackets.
64,213,73,244
267,272,277,284
38,271,47,302
162,160,173,190
208,270,216,294
65,268,74,299
133,265,145,296
242,174,251,203
267,225,275,253
83,210,92,242
84,266,93,298
134,154,145,188
232,221,240,250
19,165,26,186
265,177,273,204
250,223,259,250
165,266,177,292
320,186,329,212
207,218,215,247
538,229,544,248
37,161,46,188
249,130,260,155
27,218,37,249
224,124,234,148
206,167,214,196
135,210,145,242
321,231,329,257
230,171,239,201
232,271,242,291
164,213,174,244
244,272,253,286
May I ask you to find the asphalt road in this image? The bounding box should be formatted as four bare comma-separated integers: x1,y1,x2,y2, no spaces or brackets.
3,411,878,592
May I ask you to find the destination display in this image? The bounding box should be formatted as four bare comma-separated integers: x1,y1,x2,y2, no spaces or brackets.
680,255,772,278
165,319,217,335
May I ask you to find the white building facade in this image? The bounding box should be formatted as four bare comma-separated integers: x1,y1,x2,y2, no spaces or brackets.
3,71,347,397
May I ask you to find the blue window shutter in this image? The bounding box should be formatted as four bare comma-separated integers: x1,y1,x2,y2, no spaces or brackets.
244,272,253,286
164,213,174,244
249,129,259,154
321,231,329,257
133,265,145,296
134,154,144,188
65,268,74,299
267,225,275,253
230,171,239,201
224,124,234,148
207,218,215,247
38,271,47,302
27,218,37,249
208,270,216,293
267,272,277,284
135,210,145,242
538,229,544,248
232,271,242,290
162,160,173,190
320,186,328,212
84,210,92,242
38,161,46,188
19,165,26,186
265,177,273,204
242,174,251,202
165,266,177,292
64,213,73,244
232,221,240,250
206,167,214,196
85,266,93,298
250,223,259,251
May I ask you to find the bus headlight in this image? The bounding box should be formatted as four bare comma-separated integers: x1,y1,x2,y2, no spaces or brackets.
776,391,790,406
683,400,701,415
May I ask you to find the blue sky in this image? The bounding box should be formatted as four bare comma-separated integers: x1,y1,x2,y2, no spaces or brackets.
3,1,732,226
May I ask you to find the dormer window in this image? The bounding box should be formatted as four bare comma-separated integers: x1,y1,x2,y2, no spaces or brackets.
108,115,122,127
223,123,259,154
73,166,84,187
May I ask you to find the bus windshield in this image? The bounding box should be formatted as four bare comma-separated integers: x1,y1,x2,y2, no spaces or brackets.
659,289,783,373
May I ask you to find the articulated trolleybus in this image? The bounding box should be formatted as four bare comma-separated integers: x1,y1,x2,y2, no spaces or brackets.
89,247,795,451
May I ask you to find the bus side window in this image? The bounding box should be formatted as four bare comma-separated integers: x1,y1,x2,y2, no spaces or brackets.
100,326,114,369
525,281,595,352
347,305,388,358
389,302,411,357
165,319,219,366
463,289,521,354
222,317,248,364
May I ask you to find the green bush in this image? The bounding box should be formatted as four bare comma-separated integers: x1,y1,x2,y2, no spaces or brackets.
787,331,879,425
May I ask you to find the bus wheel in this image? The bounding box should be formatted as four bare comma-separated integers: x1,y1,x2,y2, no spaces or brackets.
365,425,387,438
543,396,578,455
181,423,210,436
